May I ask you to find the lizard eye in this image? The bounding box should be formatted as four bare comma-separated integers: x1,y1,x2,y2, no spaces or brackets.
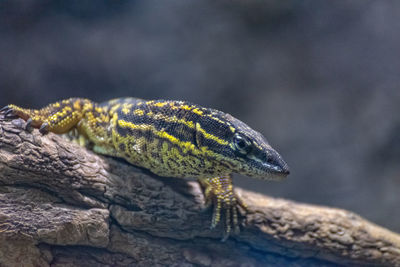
233,134,252,155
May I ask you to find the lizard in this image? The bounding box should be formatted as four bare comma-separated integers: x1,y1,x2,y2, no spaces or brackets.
0,97,290,240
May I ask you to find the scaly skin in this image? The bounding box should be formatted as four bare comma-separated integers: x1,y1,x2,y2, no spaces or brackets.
1,97,290,240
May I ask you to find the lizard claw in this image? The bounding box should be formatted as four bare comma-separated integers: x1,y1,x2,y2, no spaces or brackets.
25,118,34,132
199,176,246,241
39,122,49,134
210,191,241,241
1,104,49,134
0,105,9,112
1,105,18,119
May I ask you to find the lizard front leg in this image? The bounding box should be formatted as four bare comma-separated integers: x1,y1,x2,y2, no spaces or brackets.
1,98,91,134
198,174,248,241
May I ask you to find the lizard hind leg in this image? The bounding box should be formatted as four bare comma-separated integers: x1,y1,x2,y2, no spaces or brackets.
198,175,247,241
1,98,91,134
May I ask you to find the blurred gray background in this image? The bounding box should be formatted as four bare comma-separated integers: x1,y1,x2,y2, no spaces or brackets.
1,1,399,232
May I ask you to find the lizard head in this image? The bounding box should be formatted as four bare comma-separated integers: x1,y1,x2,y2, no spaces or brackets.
196,111,290,181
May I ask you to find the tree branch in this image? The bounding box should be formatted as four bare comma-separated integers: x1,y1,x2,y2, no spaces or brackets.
0,118,399,266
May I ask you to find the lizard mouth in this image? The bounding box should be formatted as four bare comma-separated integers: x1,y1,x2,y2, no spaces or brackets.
258,161,290,180
242,149,290,180
268,162,290,176
240,155,289,181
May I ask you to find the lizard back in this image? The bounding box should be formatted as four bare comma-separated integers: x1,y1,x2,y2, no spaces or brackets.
107,98,241,178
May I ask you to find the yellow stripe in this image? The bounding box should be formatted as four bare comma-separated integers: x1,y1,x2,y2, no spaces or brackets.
121,103,133,115
133,109,145,116
179,104,192,111
169,103,193,112
73,100,81,110
110,104,121,114
118,119,197,153
127,110,228,145
196,123,228,145
155,113,195,129
117,119,224,157
192,108,203,116
167,103,230,128
153,102,169,108
206,113,230,127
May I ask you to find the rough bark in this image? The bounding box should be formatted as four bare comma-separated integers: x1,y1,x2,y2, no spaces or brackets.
0,117,399,267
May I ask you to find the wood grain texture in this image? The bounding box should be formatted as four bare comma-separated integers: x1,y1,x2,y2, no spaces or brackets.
0,117,399,267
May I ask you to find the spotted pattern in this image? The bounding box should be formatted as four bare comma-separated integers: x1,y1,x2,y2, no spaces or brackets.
2,97,289,239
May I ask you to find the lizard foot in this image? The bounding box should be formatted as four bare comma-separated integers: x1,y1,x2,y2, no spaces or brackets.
1,104,47,132
199,175,248,241
0,105,19,120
